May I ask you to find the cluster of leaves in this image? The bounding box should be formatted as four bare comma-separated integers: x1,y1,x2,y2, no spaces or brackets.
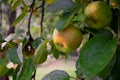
0,0,120,80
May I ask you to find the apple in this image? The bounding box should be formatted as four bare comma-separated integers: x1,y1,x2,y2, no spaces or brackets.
84,1,112,29
110,0,120,8
53,24,82,53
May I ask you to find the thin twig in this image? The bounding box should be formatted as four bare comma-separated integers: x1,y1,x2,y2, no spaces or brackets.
27,0,36,36
27,9,33,35
0,1,2,48
6,10,16,36
0,1,2,34
31,69,36,80
40,0,45,35
36,5,42,9
33,69,36,80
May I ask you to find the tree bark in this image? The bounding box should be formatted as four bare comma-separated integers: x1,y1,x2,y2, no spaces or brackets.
6,8,16,36
0,2,9,78
0,3,16,80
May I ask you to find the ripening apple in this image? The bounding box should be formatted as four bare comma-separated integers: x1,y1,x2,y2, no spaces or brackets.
53,24,82,53
110,0,120,8
84,1,112,29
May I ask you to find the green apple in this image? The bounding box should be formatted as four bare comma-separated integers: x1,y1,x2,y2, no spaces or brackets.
84,1,112,29
53,24,82,53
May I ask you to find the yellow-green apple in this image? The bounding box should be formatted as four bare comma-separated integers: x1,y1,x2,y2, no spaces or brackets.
53,25,82,53
84,1,112,29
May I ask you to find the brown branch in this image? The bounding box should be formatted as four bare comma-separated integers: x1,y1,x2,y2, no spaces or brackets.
27,0,36,36
7,10,16,36
24,0,36,56
36,5,42,9
27,9,33,36
0,0,2,49
0,1,2,34
40,0,45,35
6,5,16,36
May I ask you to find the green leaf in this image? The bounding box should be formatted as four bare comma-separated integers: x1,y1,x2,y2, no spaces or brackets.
5,68,14,76
97,30,113,40
75,60,85,79
78,33,117,79
8,42,18,48
0,58,9,77
84,27,98,35
46,0,75,13
0,34,2,39
21,0,29,10
35,40,48,64
11,0,22,11
12,11,28,26
49,40,60,59
6,48,22,64
111,48,120,80
0,34,6,43
22,37,29,48
17,58,36,80
0,39,6,43
52,47,60,59
97,56,116,79
73,13,86,22
52,1,80,31
32,36,44,49
42,70,70,80
13,65,20,80
55,10,75,31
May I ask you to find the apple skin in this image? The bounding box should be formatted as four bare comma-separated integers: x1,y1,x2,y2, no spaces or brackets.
53,25,82,53
84,1,112,29
110,0,120,8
